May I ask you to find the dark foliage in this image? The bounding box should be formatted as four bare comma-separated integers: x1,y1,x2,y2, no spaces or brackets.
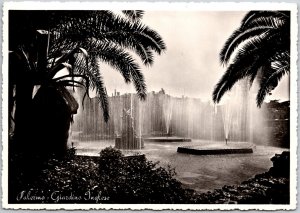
213,11,290,107
9,148,290,204
10,147,191,204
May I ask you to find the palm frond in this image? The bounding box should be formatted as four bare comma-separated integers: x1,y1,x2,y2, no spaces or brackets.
241,11,289,29
256,58,289,107
100,11,166,53
128,62,147,100
215,10,290,107
137,45,155,66
87,58,110,122
214,34,285,104
52,74,89,82
232,30,288,62
220,26,274,64
71,53,109,121
220,10,289,65
213,54,258,103
247,16,287,30
92,42,133,82
122,10,144,22
48,47,88,79
54,79,86,91
90,41,147,99
92,34,156,66
74,40,147,102
55,79,86,87
248,67,260,86
50,11,166,63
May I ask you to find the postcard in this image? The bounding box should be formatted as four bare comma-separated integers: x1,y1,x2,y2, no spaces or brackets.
2,2,297,210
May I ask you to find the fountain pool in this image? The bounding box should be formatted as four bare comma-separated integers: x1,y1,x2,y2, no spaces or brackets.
144,136,191,142
69,81,289,193
70,138,288,193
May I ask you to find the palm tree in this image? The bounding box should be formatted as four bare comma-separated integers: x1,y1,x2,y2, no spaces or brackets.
9,10,166,159
212,11,290,107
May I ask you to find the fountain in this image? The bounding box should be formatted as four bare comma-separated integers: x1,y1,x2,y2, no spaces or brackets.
115,94,144,150
143,93,191,142
71,82,271,155
177,80,255,155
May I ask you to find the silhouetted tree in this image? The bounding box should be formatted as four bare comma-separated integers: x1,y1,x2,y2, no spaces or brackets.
213,11,290,107
9,10,165,166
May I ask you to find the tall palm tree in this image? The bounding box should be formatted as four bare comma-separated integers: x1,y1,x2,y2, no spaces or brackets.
9,10,166,158
212,11,290,107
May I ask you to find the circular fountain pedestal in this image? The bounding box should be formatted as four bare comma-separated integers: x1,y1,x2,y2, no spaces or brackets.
144,136,191,142
177,142,254,155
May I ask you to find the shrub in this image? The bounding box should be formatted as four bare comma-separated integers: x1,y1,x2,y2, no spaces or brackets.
65,147,76,160
98,146,123,172
97,147,189,203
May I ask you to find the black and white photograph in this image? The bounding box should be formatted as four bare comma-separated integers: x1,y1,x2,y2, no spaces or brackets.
2,2,297,210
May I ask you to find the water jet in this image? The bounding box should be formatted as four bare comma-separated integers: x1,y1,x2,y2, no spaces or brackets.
115,105,144,150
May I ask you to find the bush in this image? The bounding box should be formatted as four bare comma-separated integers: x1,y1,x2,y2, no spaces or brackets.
97,147,189,203
65,147,76,160
98,146,123,172
269,151,290,177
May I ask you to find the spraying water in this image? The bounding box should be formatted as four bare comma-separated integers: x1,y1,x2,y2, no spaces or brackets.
71,83,269,146
163,97,174,136
221,97,234,145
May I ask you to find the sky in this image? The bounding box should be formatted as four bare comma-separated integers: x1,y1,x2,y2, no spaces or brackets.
100,11,289,102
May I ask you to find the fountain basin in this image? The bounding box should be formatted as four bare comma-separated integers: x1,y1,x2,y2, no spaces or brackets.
115,137,144,150
144,137,191,142
76,154,146,161
177,142,254,155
